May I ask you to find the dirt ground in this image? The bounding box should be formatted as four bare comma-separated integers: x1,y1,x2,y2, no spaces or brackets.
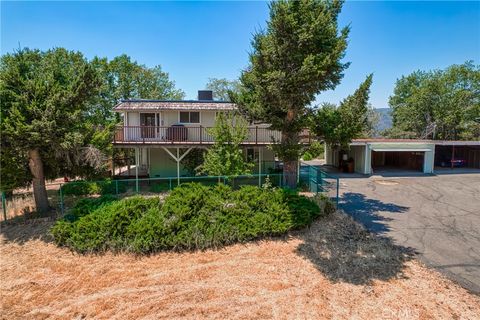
1,212,479,320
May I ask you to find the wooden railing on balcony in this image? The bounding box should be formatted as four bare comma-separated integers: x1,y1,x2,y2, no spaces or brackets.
113,125,300,145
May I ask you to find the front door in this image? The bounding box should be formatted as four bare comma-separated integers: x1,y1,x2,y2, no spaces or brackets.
140,113,156,138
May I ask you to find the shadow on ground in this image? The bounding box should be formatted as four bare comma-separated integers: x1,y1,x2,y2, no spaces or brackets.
295,211,415,285
2,196,415,286
0,218,55,245
339,192,409,233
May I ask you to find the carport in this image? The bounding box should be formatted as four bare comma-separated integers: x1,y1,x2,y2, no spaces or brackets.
325,139,436,175
434,141,480,170
371,150,425,172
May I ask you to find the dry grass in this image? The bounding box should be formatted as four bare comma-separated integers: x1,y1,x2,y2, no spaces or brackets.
1,212,479,320
0,180,63,222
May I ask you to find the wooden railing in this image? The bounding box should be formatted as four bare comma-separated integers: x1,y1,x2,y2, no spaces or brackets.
113,125,295,145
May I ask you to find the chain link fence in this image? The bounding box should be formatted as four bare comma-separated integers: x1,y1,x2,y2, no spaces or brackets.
299,162,340,207
1,164,339,221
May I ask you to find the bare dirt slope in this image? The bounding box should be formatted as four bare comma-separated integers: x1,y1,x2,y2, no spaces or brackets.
1,212,479,320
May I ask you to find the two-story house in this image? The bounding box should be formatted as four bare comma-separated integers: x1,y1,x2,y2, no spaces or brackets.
112,90,283,181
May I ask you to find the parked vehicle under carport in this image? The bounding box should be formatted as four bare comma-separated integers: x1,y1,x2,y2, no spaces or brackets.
435,142,480,169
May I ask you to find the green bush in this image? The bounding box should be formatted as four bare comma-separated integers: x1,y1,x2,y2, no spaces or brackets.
302,141,324,160
302,151,314,161
61,181,99,196
149,182,170,193
62,195,118,222
61,179,126,196
312,193,336,216
52,183,330,254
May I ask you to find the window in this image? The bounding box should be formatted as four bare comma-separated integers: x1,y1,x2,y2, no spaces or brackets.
179,111,200,124
246,148,258,161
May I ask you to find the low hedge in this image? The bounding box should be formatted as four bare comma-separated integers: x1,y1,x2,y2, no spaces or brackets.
51,183,334,253
61,179,127,196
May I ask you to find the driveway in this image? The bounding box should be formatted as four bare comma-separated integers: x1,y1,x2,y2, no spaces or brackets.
338,173,480,294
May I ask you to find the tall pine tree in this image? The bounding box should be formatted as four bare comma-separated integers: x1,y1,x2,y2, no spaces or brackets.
236,0,349,187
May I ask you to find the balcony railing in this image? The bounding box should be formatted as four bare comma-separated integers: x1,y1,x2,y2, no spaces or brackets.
113,125,296,145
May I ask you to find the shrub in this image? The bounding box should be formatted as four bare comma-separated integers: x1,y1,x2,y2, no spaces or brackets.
52,196,162,252
312,193,336,216
62,195,118,222
149,182,170,193
302,141,324,160
52,183,330,253
302,151,313,161
61,179,126,196
61,181,99,196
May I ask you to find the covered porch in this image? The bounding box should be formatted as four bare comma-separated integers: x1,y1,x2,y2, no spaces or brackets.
112,146,277,184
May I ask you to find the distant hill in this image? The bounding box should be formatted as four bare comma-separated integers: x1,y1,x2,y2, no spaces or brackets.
374,108,393,133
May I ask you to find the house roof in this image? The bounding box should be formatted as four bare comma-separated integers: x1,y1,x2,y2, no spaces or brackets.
114,99,237,112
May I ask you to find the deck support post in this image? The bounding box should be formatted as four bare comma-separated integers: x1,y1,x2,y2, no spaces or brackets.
135,147,139,193
111,148,115,177
161,147,194,186
177,148,180,185
258,147,262,186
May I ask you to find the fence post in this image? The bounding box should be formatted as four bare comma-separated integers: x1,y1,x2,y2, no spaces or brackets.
336,177,340,208
59,184,64,216
2,192,7,222
169,178,172,190
115,180,119,195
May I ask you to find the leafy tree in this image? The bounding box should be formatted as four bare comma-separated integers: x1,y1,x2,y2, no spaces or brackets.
1,48,101,212
388,61,480,140
90,55,185,125
310,75,374,148
205,78,241,101
199,113,254,176
0,144,30,196
1,48,186,211
235,0,349,187
90,55,186,170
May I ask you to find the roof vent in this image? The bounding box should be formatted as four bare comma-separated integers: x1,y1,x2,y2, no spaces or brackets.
198,90,213,101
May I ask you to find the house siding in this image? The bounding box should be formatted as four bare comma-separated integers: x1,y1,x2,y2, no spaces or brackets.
127,110,218,127
148,146,275,178
149,148,187,178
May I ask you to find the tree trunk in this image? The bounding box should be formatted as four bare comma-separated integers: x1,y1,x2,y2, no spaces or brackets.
28,149,50,214
281,108,300,189
283,159,298,189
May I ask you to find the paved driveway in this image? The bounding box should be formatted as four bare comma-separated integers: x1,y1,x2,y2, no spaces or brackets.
338,173,480,294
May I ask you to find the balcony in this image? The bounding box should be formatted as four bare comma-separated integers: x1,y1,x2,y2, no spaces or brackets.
113,125,312,146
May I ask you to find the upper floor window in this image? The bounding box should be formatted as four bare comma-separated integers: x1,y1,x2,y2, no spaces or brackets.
179,111,200,124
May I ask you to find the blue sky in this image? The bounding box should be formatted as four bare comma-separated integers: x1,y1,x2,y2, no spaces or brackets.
2,1,479,108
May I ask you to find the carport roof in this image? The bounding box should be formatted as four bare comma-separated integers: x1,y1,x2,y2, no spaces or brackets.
351,138,434,145
351,139,480,146
432,140,480,146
